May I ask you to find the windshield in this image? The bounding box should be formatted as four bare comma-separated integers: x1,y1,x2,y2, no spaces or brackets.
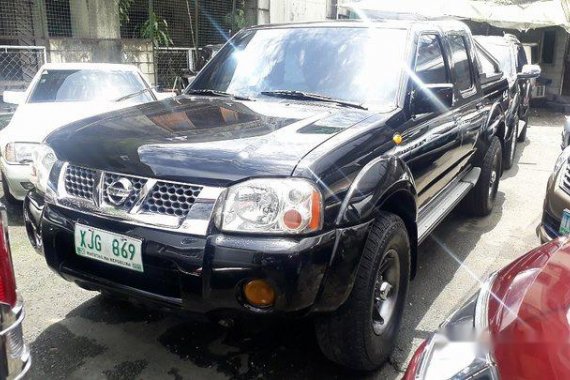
189,27,408,109
479,42,515,78
28,69,154,104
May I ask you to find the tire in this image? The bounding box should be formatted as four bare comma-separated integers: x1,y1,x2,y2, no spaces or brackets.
517,114,528,142
460,136,502,217
315,212,410,371
1,173,18,205
503,117,518,170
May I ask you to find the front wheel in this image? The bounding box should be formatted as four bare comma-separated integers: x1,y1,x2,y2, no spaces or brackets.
460,136,502,217
315,212,410,371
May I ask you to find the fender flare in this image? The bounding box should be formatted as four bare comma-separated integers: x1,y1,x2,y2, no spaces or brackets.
336,155,417,226
313,156,418,312
485,100,506,143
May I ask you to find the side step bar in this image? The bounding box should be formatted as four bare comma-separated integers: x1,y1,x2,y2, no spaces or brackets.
417,167,481,244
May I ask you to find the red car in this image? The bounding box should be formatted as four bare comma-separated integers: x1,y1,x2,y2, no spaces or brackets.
404,238,570,379
0,204,30,379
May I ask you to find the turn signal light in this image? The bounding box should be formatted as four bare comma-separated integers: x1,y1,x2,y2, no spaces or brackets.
243,279,275,308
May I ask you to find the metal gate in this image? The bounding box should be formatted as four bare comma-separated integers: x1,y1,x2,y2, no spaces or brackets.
0,45,46,93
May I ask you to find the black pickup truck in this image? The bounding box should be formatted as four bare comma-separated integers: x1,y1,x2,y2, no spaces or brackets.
24,19,508,370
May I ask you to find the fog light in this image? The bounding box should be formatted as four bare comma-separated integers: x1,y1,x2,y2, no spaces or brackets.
243,279,275,307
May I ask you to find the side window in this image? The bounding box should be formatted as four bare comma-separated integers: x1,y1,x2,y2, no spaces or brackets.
415,34,449,84
448,34,474,92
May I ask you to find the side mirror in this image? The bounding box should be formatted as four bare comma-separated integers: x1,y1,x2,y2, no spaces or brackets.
2,90,26,105
518,64,541,79
412,84,454,115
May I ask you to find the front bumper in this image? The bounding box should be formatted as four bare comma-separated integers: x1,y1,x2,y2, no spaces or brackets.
24,190,370,316
0,158,33,201
0,296,31,380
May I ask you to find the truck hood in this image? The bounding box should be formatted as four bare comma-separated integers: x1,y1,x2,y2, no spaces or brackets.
46,96,375,186
0,102,126,145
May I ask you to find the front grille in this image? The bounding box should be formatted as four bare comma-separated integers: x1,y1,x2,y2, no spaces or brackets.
142,181,202,217
64,165,96,199
102,173,148,210
560,161,570,195
62,164,204,220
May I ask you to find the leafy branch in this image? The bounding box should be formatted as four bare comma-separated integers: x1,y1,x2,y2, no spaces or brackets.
141,11,173,47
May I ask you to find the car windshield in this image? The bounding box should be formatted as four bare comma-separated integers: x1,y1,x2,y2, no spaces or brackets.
28,69,154,104
189,27,408,110
479,42,515,78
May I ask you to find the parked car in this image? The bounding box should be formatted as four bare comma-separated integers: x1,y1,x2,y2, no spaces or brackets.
403,237,570,380
0,63,170,204
537,146,570,242
474,34,541,169
24,19,508,370
0,203,31,379
561,116,570,149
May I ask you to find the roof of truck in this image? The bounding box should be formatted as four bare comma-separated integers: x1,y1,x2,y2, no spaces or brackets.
247,18,470,33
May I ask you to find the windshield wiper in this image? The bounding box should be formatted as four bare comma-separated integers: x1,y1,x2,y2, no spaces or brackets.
114,87,156,102
186,89,251,101
260,90,368,110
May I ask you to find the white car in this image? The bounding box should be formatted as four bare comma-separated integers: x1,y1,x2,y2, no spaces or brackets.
0,63,169,203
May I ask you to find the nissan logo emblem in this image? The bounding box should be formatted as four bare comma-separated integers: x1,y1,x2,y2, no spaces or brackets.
107,178,133,206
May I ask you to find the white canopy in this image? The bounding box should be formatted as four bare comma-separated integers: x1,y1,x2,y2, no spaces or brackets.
339,0,570,32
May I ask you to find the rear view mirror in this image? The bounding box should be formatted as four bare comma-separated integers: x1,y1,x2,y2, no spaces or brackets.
2,90,26,105
412,84,454,115
518,64,541,79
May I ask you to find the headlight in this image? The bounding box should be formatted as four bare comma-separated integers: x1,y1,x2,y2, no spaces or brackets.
215,178,323,234
554,147,570,173
31,144,57,194
411,274,499,380
3,142,38,164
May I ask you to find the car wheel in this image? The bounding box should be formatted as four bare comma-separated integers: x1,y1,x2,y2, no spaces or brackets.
1,173,18,205
315,212,410,371
460,136,502,217
503,117,518,170
517,114,528,142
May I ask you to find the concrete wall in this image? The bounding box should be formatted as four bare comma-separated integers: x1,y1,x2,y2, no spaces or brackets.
47,39,155,85
70,0,120,39
268,0,329,23
527,27,568,97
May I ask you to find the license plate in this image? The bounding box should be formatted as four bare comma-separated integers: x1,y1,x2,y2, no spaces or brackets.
74,223,143,272
560,209,570,235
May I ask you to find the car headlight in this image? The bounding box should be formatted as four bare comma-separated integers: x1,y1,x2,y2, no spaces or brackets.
411,273,499,380
31,144,57,194
554,147,570,173
3,142,38,164
215,178,323,234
